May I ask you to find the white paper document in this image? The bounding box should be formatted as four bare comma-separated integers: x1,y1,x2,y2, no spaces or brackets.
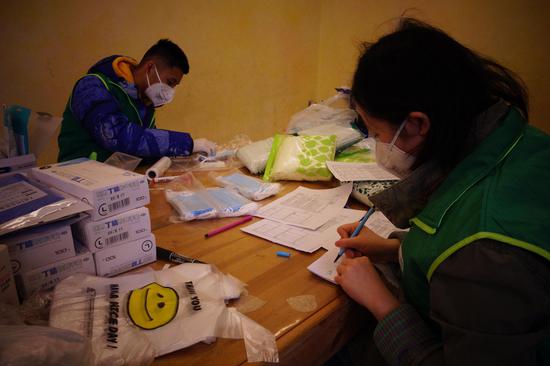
242,208,365,253
307,245,340,284
254,184,352,230
326,161,399,182
307,211,399,284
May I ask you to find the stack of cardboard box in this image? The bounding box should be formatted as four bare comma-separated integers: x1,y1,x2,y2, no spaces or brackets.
3,218,95,299
31,159,156,278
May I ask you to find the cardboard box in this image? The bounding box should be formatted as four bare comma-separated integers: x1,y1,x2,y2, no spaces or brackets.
19,248,95,299
73,207,151,252
3,222,75,275
0,154,36,175
31,159,149,221
93,233,156,277
0,245,18,305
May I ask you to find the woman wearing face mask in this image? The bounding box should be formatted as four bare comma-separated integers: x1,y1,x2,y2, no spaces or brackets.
333,18,550,366
58,39,216,162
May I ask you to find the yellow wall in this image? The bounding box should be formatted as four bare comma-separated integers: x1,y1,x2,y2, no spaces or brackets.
317,0,550,131
0,0,322,164
1,1,549,164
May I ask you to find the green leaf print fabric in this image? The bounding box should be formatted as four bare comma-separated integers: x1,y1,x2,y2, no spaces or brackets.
263,134,336,181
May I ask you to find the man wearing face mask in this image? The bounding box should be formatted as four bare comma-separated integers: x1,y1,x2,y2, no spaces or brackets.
57,39,216,162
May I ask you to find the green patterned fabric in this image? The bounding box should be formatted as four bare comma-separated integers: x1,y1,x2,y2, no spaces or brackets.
263,134,336,181
335,146,375,163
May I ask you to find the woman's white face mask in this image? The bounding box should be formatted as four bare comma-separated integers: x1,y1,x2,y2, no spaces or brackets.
145,64,175,107
375,120,416,178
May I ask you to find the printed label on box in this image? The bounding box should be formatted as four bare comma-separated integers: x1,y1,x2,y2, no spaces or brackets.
74,207,151,252
5,223,75,274
93,234,156,277
20,251,95,299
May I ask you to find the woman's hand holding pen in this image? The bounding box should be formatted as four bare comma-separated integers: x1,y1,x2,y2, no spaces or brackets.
334,221,401,320
335,222,400,262
335,255,399,320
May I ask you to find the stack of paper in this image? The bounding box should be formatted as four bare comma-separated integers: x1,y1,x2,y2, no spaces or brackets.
240,182,398,284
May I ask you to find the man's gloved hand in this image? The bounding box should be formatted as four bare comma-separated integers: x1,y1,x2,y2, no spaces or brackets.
192,138,217,156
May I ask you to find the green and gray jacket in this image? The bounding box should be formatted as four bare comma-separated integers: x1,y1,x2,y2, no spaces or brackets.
370,101,550,366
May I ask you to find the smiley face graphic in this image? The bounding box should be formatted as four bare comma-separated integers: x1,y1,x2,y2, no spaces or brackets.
127,282,179,330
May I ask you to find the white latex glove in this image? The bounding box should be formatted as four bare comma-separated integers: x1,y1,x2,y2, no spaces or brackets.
192,138,217,156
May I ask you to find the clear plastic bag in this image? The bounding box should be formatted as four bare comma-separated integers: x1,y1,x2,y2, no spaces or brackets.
285,88,358,135
48,264,278,365
263,134,336,182
213,172,281,201
104,152,142,172
165,173,259,221
0,325,94,366
235,137,274,174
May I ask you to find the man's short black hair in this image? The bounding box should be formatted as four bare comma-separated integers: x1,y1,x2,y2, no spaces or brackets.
142,39,189,74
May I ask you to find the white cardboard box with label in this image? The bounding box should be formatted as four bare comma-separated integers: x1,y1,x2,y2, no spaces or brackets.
3,221,75,275
31,159,149,221
73,206,151,252
19,247,95,299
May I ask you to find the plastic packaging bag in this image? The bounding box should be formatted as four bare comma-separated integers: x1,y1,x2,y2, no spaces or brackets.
235,137,273,174
170,154,230,173
49,264,278,365
285,88,358,135
263,134,336,182
165,173,258,221
104,152,142,172
0,325,95,366
207,187,259,217
1,104,62,159
214,172,281,201
298,123,363,151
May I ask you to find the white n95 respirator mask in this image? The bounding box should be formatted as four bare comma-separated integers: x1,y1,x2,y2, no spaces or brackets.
145,64,175,107
375,120,416,178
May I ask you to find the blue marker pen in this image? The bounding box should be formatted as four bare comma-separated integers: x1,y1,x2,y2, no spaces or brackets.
334,206,376,263
276,251,291,258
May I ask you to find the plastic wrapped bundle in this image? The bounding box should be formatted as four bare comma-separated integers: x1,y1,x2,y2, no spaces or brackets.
298,123,363,151
236,137,273,174
264,134,336,182
215,173,281,201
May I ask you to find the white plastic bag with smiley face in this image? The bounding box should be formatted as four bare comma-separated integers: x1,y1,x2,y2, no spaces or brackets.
49,264,278,365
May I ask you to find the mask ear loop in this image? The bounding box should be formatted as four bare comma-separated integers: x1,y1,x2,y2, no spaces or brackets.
146,66,152,87
388,120,407,151
153,64,163,84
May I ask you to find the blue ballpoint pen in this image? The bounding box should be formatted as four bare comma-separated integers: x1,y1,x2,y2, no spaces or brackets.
333,206,376,263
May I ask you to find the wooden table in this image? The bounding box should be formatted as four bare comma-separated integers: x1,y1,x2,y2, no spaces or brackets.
145,170,373,365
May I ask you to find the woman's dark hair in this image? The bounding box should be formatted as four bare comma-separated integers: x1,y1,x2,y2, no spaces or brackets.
352,18,528,169
141,39,189,74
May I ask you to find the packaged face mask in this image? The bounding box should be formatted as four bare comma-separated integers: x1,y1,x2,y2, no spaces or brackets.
206,188,259,217
215,173,281,201
165,187,258,221
263,134,336,182
49,264,278,365
165,190,218,221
